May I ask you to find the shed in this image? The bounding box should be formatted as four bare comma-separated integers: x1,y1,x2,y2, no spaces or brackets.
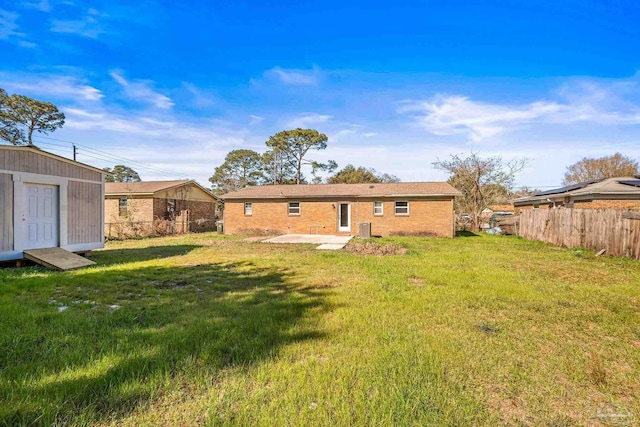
0,145,107,262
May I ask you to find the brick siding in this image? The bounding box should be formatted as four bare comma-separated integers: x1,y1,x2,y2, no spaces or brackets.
105,196,216,236
573,199,640,210
223,198,455,237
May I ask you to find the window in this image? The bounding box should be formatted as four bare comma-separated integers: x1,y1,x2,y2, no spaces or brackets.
167,199,176,213
244,202,253,215
288,202,300,215
119,197,128,217
394,201,409,215
373,201,384,216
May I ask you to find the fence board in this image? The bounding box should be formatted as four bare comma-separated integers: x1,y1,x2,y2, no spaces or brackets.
518,209,640,261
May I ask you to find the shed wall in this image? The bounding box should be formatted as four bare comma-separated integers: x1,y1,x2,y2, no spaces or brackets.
0,149,102,181
0,173,13,251
67,181,103,244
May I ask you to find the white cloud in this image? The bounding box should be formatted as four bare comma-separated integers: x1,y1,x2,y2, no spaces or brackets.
182,82,216,108
21,0,51,12
285,112,331,128
51,8,105,38
249,115,264,126
0,9,24,39
399,78,640,142
262,66,319,86
0,73,103,101
62,107,242,145
110,70,174,109
399,95,564,141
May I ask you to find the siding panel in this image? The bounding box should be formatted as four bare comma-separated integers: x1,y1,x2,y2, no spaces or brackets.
0,173,13,251
1,149,101,181
68,181,102,244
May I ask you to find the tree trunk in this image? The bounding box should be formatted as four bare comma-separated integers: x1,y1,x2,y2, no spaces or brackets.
27,124,35,146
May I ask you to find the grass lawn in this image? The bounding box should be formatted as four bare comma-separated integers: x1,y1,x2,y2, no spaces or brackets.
1,233,639,426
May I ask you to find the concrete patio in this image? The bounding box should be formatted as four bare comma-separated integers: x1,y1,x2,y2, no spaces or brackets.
262,234,353,250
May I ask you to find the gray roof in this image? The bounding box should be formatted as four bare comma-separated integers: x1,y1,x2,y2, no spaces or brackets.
513,177,640,204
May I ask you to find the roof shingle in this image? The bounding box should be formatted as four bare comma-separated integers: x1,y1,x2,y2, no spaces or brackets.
221,182,462,199
105,180,217,200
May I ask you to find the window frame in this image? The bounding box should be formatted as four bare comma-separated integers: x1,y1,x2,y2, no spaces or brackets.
119,197,128,217
394,201,409,216
167,199,176,214
288,201,301,216
373,201,384,216
244,202,253,216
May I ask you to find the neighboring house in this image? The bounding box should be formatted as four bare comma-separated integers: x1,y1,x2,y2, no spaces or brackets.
104,180,218,236
0,145,107,261
221,182,462,237
513,177,640,212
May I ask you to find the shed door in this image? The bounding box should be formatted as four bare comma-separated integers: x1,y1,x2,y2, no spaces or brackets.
23,184,59,250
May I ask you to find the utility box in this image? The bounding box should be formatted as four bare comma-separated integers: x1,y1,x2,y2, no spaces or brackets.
358,222,371,238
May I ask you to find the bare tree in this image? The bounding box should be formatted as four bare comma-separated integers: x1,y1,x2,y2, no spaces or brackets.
563,153,639,184
433,153,528,230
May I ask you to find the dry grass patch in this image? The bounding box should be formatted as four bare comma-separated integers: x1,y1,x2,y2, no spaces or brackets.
345,241,407,256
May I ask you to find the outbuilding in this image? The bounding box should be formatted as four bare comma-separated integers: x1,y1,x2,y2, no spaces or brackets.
0,145,106,262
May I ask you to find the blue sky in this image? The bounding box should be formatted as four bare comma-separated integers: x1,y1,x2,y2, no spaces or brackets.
1,0,640,188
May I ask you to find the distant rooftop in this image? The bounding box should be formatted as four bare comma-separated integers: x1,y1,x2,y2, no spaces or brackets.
106,180,216,198
513,176,640,204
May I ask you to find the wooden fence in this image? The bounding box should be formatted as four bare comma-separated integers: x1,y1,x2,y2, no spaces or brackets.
518,209,640,260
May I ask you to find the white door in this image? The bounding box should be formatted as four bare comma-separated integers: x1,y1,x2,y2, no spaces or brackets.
23,184,59,250
338,203,351,233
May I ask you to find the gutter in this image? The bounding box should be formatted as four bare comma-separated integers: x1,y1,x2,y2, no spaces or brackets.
222,193,461,200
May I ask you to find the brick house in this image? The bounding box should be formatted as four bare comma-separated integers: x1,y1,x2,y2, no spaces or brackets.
513,176,640,212
105,180,218,237
221,182,462,237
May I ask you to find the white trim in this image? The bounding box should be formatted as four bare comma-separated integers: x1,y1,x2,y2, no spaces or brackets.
59,182,68,247
394,200,410,216
288,201,301,216
63,242,104,252
0,242,103,262
244,202,253,215
338,202,351,232
13,180,24,252
100,173,105,244
373,201,384,216
2,170,102,184
0,251,24,262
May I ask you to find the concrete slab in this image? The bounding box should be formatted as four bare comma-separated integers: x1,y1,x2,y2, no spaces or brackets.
316,243,347,250
262,234,353,245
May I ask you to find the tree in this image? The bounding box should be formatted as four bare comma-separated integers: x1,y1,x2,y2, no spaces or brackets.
327,164,400,184
0,90,65,146
209,149,265,194
563,153,639,185
433,153,527,230
0,89,22,144
265,128,337,184
104,165,142,183
262,149,299,185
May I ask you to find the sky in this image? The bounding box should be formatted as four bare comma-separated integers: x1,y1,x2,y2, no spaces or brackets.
1,0,640,189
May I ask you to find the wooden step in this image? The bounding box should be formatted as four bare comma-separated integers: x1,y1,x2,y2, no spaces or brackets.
23,248,96,271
